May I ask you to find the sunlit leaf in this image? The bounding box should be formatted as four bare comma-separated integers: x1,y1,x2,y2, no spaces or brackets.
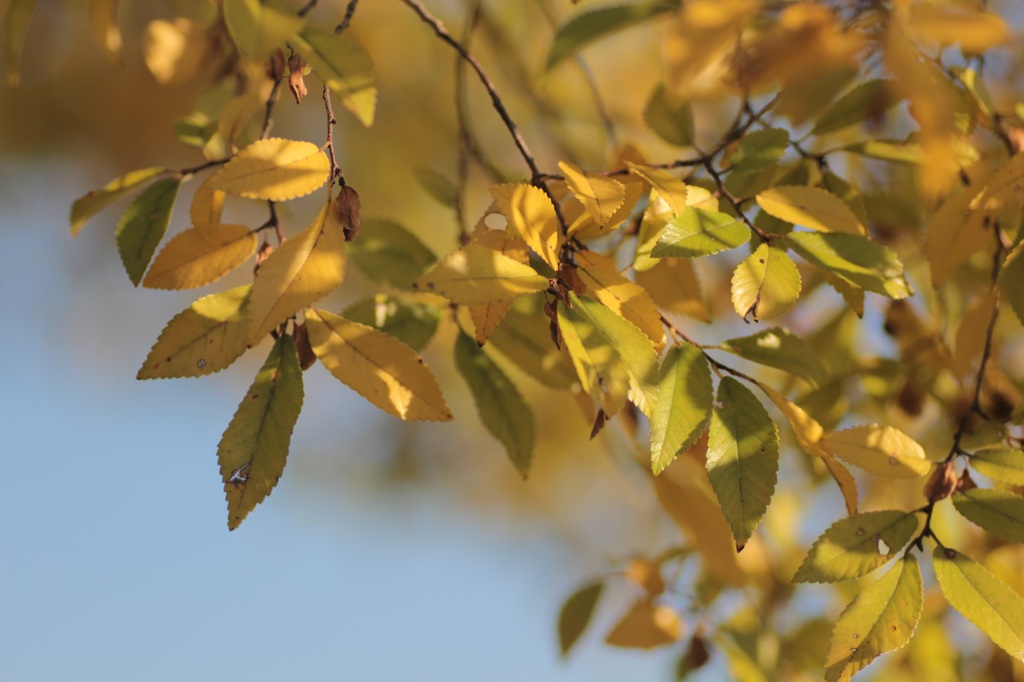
637,258,709,323
559,161,626,227
824,556,923,682
347,218,436,290
143,18,210,86
644,83,694,147
706,377,779,549
933,547,1024,661
970,448,1024,486
142,224,257,290
342,296,440,352
812,79,897,136
247,202,346,344
786,231,911,299
491,183,562,270
926,171,993,286
821,424,931,478
223,0,304,61
70,166,166,237
627,162,695,215
210,138,329,201
953,289,998,379
4,0,36,87
467,229,528,343
653,207,749,258
294,27,376,126
414,243,549,304
728,128,788,174
558,581,604,657
908,4,1011,53
138,286,251,379
116,178,181,286
731,244,801,321
189,175,227,232
89,0,123,62
605,599,682,650
455,331,534,476
575,250,664,348
566,178,645,239
721,327,828,388
953,489,1024,543
218,334,303,530
756,186,866,235
546,2,675,69
651,343,712,475
306,308,452,422
795,511,918,583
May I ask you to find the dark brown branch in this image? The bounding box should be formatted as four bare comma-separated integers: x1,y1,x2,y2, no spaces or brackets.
700,157,774,243
297,0,318,17
322,84,343,188
260,75,284,139
334,0,359,35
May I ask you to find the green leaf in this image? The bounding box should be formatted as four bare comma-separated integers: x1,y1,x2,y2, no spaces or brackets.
487,300,578,390
652,207,750,258
812,79,898,136
413,166,458,207
721,328,828,388
137,285,251,379
454,331,535,477
756,185,866,235
294,27,376,126
342,296,440,352
953,488,1024,543
558,581,604,657
728,128,789,174
794,511,919,583
843,140,923,164
4,0,36,87
824,556,923,682
643,83,694,147
347,219,437,290
731,244,802,322
546,3,675,70
970,448,1024,485
821,424,932,478
218,334,304,530
115,178,180,286
933,547,1024,661
706,377,780,549
223,0,305,61
1000,241,1024,327
651,343,712,475
70,167,167,237
786,231,912,299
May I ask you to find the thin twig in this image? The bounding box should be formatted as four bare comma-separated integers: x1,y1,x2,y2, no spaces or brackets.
701,157,774,243
260,76,284,139
297,0,318,17
322,84,343,188
453,0,485,244
334,0,359,35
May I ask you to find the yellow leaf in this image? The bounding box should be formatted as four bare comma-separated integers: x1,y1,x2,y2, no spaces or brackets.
89,0,122,63
731,244,802,321
294,28,377,127
664,0,759,99
143,224,258,290
248,202,346,344
138,286,251,379
558,161,626,227
926,170,995,286
143,18,212,86
69,166,166,237
414,243,550,305
636,258,710,322
756,186,866,235
567,180,646,239
760,383,858,514
490,183,562,270
575,250,665,348
605,600,683,650
626,162,693,215
467,229,528,344
216,93,263,153
908,4,1011,53
210,138,330,201
822,424,932,478
305,308,452,422
954,289,999,380
190,175,227,232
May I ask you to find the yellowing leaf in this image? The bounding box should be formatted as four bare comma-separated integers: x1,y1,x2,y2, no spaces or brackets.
342,295,440,352
89,0,122,62
731,244,801,321
812,79,898,136
575,250,664,348
651,343,712,475
210,138,329,201
138,286,251,379
636,258,710,322
825,556,923,682
347,218,436,290
189,175,226,232
247,202,346,344
605,600,682,650
627,162,692,215
466,230,527,343
787,231,911,299
218,334,304,530
142,224,257,290
4,0,36,87
953,489,1024,544
794,511,919,583
487,299,578,390
644,83,694,147
566,179,645,239
1000,241,1024,326
558,581,604,657
116,178,181,286
294,27,376,127
728,128,789,174
933,547,1024,661
558,161,626,227
306,308,452,421
70,166,166,237
970,448,1024,486
455,332,534,476
491,183,562,270
143,18,212,86
414,243,549,305
722,327,828,388
908,5,1011,53
653,207,749,258
756,186,866,235
953,289,998,379
926,171,994,286
706,377,780,549
822,424,931,478
223,0,304,61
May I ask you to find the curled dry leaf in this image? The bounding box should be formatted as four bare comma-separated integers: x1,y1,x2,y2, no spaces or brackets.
268,49,286,80
292,322,317,371
255,241,275,271
924,461,957,503
288,54,307,104
335,184,362,241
